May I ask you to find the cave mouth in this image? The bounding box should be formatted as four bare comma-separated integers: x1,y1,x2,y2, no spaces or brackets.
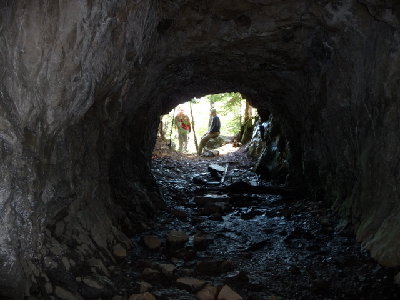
154,92,255,156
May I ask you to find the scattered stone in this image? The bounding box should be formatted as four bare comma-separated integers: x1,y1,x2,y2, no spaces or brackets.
194,194,229,206
192,175,208,185
129,292,156,300
87,258,109,276
181,268,194,276
310,279,330,294
394,272,400,285
196,260,233,275
196,284,219,300
54,221,65,237
225,271,249,284
208,164,225,179
172,248,197,260
202,150,219,157
287,265,301,275
171,208,189,219
45,282,53,294
158,263,176,277
170,257,184,265
320,217,330,226
143,235,162,250
138,281,152,293
217,285,243,300
167,230,189,249
209,213,223,221
204,202,229,214
267,296,280,300
61,257,71,271
55,286,78,300
245,239,271,251
113,244,127,258
83,277,103,289
194,232,211,250
142,268,162,282
176,277,207,292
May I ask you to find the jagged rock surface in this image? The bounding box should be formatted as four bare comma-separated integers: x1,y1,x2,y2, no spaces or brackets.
0,0,399,298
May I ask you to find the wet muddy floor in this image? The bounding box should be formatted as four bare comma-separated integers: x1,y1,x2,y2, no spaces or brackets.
115,149,400,300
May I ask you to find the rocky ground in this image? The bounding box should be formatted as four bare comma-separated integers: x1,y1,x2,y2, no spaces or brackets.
112,145,400,300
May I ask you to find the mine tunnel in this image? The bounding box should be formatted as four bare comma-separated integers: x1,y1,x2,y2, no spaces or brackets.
1,0,400,299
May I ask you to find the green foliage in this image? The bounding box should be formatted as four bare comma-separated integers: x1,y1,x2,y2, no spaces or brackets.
161,92,251,153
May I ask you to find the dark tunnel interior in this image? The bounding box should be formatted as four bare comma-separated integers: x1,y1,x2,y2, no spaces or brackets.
1,1,400,299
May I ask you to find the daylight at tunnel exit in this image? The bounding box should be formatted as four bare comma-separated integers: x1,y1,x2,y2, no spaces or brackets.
1,1,400,300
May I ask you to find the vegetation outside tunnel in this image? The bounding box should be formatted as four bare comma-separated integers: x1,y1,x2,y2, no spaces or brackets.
159,92,257,153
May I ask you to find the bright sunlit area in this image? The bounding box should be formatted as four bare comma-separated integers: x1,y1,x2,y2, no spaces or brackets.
157,92,257,156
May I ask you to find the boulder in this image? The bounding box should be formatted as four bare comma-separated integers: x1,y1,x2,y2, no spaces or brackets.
208,164,225,179
176,277,207,292
113,244,127,258
142,268,162,282
196,260,234,275
166,230,189,249
129,292,156,300
217,285,243,300
202,150,219,157
143,236,162,250
54,286,79,300
194,194,229,206
196,285,219,300
157,263,176,277
394,272,400,285
137,281,152,293
205,136,227,149
193,233,211,250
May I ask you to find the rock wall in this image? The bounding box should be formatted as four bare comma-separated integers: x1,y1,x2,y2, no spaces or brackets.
0,0,400,298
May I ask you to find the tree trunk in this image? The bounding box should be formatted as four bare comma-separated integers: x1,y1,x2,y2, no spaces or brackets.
189,101,199,152
240,101,254,144
168,109,175,149
208,100,214,128
244,100,252,121
158,117,165,141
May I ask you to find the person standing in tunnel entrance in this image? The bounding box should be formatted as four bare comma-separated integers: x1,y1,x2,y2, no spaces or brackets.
175,107,191,152
198,108,221,155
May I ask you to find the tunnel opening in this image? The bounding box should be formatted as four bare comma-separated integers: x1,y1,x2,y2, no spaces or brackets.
155,92,256,156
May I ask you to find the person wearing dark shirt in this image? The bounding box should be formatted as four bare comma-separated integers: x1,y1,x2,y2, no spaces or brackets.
198,108,221,155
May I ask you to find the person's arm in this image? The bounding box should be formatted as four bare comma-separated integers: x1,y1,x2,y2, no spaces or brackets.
175,116,180,129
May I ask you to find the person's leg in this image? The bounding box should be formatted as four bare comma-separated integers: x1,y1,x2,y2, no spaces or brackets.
198,134,209,155
182,132,188,152
178,133,183,152
209,132,219,139
198,132,219,155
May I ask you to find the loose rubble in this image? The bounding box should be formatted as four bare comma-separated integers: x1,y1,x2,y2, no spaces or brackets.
111,149,400,299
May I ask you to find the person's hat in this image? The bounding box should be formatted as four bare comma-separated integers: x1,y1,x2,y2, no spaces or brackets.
210,108,217,113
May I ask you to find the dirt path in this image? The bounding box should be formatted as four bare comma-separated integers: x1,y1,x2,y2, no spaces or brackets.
114,149,400,300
